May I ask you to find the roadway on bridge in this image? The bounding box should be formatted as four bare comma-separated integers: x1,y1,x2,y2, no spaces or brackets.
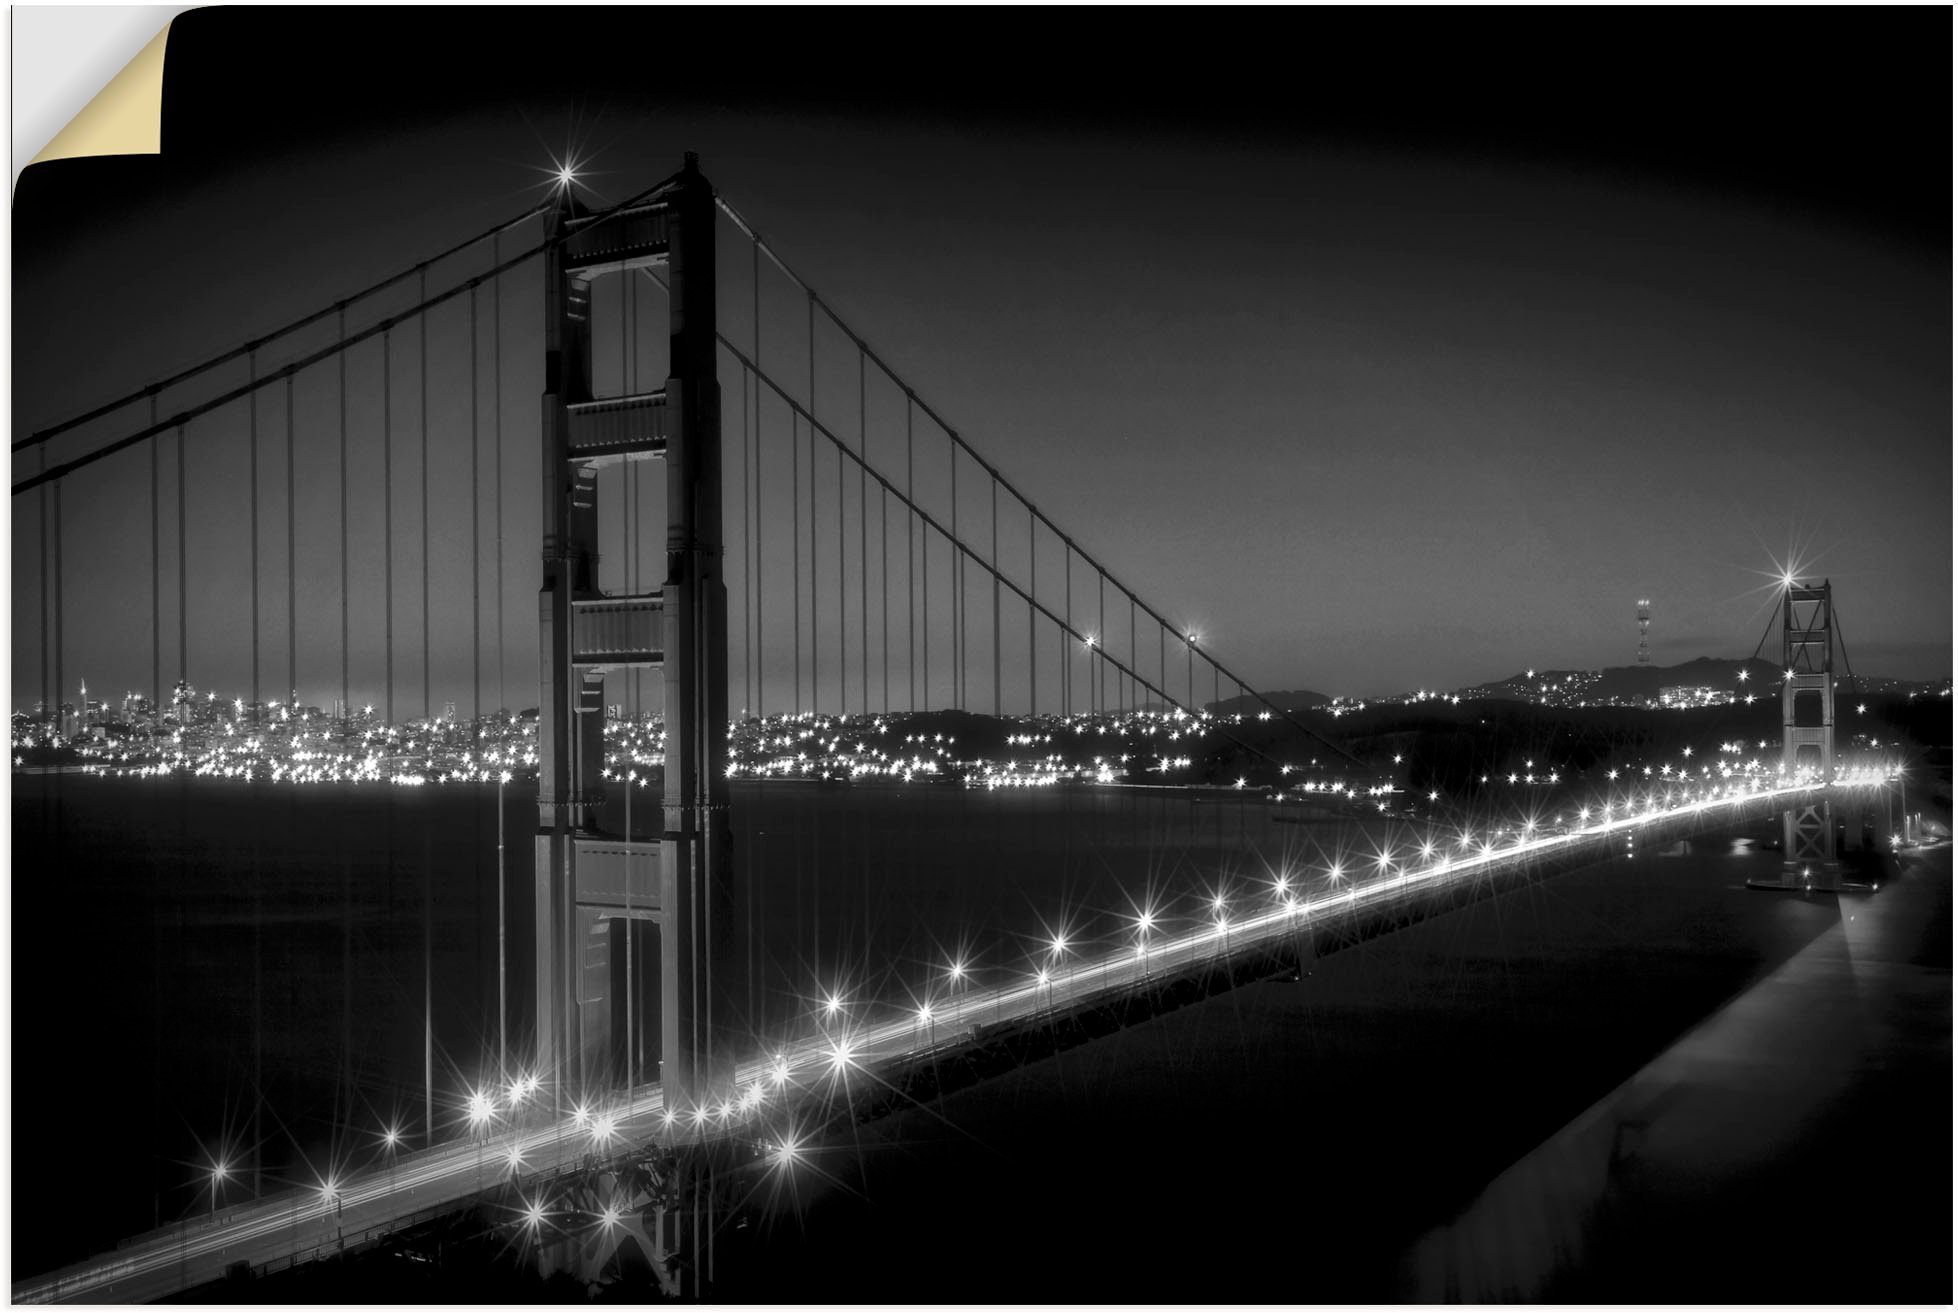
14,779,1832,1303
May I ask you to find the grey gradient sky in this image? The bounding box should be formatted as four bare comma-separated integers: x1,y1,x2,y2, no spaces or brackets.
12,8,1951,713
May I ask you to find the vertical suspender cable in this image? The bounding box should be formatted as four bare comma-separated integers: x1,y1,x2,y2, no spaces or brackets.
1029,512,1036,715
286,377,296,708
859,352,868,717
177,422,187,688
792,412,801,713
622,269,634,1083
838,351,846,716
907,397,916,711
992,478,1001,716
249,350,260,718
808,291,818,714
420,267,431,723
752,230,763,722
52,480,62,729
919,404,929,711
383,326,395,726
951,443,959,709
493,231,505,716
339,306,350,725
749,228,765,1022
881,481,889,714
1063,545,1071,718
150,394,161,713
741,363,752,719
38,450,48,723
470,282,481,728
808,418,818,715
837,380,845,714
753,371,764,722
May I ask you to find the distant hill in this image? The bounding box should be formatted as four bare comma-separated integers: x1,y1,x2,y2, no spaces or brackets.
1457,656,1790,705
1204,688,1332,717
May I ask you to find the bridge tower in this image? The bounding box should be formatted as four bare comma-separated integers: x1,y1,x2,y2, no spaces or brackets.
535,154,739,1118
1751,579,1839,889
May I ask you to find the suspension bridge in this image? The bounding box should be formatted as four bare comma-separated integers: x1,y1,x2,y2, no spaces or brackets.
10,155,1922,1301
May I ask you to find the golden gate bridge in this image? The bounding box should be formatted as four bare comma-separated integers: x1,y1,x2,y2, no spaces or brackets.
10,154,1914,1301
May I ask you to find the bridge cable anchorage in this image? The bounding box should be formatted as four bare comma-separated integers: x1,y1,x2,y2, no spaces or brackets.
711,333,1302,774
13,167,693,496
714,194,1361,767
13,203,548,454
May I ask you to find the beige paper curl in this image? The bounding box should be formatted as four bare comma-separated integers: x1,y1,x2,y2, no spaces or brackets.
31,19,174,165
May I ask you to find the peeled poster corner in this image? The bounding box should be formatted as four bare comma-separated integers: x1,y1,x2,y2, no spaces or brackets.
24,16,176,172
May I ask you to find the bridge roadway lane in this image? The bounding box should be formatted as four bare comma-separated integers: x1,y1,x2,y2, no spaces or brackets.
14,780,1834,1303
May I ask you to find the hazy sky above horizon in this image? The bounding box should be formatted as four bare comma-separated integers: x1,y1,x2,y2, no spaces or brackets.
13,9,1951,711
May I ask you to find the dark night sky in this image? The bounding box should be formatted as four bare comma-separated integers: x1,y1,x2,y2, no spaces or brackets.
12,8,1952,713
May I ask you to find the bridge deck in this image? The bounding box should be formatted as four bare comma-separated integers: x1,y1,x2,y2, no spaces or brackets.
14,781,1843,1303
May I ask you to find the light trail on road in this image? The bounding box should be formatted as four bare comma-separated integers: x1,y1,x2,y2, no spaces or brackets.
14,775,1868,1304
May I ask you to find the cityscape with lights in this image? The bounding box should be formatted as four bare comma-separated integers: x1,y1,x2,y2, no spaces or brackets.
11,10,1951,1305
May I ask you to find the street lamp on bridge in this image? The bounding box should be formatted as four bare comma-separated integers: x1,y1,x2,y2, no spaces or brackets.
380,1125,402,1202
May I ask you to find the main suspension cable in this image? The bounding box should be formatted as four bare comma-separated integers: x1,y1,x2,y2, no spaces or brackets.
18,168,690,496
716,196,1359,766
14,203,548,455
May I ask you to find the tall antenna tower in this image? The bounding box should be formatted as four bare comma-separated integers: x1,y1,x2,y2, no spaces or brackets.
1636,598,1652,663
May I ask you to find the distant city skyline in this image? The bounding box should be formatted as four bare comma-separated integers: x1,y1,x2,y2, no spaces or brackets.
13,9,1950,710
